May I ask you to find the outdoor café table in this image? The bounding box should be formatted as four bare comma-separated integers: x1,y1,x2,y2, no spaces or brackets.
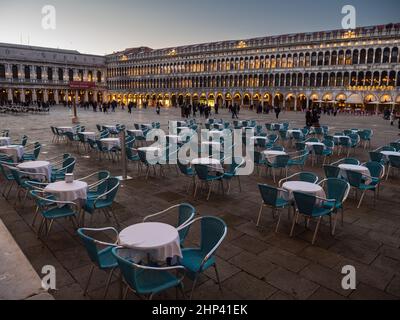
287,130,302,138
100,138,121,151
282,181,326,202
103,125,117,132
333,135,349,144
119,222,182,262
381,151,400,161
44,180,88,203
305,142,325,151
191,157,224,173
263,150,287,162
80,132,96,141
338,164,372,184
57,126,75,133
0,137,11,146
17,161,52,182
127,129,144,138
0,145,24,162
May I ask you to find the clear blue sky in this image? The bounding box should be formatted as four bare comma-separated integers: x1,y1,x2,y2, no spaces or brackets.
0,0,399,55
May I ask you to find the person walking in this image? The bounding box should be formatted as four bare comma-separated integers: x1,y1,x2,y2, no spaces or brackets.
232,104,239,119
274,105,281,119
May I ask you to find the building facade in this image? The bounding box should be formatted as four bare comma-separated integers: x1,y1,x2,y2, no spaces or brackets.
106,24,400,113
0,43,107,105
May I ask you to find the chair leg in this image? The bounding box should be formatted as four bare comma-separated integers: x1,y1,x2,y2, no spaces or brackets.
312,217,322,245
357,191,366,209
290,212,299,237
275,210,282,233
103,268,115,299
214,264,222,291
256,204,264,227
84,265,95,296
189,274,199,301
207,181,214,201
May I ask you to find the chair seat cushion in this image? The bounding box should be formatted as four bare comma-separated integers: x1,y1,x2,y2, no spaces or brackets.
309,207,334,217
42,205,76,219
135,269,180,294
181,249,215,274
84,198,112,213
275,197,289,208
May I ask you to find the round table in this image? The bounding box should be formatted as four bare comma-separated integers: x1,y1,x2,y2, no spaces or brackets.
80,132,96,141
381,151,400,161
17,161,52,182
104,125,117,132
263,150,286,162
44,180,88,203
57,127,75,133
100,138,121,150
191,157,224,173
0,137,11,146
119,222,182,262
0,145,24,162
127,130,144,138
338,164,371,184
305,142,325,151
282,181,326,202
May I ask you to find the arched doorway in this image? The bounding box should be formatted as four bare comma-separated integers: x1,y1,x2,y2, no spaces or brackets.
273,93,283,108
233,93,241,106
208,94,215,107
184,94,190,105
263,93,271,108
48,90,55,103
25,89,32,104
243,93,251,108
200,93,207,105
298,94,307,111
225,93,232,108
13,89,21,104
216,94,223,108
192,94,199,105
97,92,103,103
286,94,295,111
171,94,177,107
0,89,7,104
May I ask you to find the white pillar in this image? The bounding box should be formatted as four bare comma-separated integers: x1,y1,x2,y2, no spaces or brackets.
20,89,25,103
54,90,59,104
7,89,12,101
43,89,48,102
32,89,37,102
84,90,89,102
93,91,98,102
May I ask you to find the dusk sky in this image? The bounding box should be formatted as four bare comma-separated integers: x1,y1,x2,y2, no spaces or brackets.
0,0,399,55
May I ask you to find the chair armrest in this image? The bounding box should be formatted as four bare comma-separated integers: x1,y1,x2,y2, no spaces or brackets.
143,205,180,222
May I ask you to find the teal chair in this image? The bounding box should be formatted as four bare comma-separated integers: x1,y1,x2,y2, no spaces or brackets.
143,203,196,246
179,216,227,300
30,190,79,238
51,157,76,182
83,178,121,228
257,184,290,232
177,161,196,194
193,164,224,201
77,228,119,298
23,142,41,161
78,171,111,200
265,155,290,183
0,159,16,199
19,135,28,147
364,161,384,198
291,191,336,245
288,151,309,171
279,172,319,186
319,178,351,232
222,157,244,194
346,170,377,209
369,152,385,164
323,165,340,179
386,155,400,181
312,144,332,166
112,247,186,300
332,158,360,166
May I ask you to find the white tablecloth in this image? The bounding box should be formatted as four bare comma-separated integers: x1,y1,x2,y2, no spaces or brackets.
127,129,144,138
100,138,121,150
57,127,75,133
381,151,400,161
119,222,182,262
263,150,287,162
17,161,52,181
104,125,117,132
305,142,325,151
338,164,371,184
192,158,224,173
80,132,96,141
282,181,326,202
287,130,302,138
0,145,24,162
334,135,350,144
45,181,88,203
0,137,11,146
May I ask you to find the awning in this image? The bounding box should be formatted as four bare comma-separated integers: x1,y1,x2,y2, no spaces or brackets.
346,94,363,105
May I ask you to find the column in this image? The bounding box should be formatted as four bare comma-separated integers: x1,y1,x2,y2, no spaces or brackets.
54,90,59,104
294,98,298,112
6,64,11,80
83,70,88,82
43,89,49,102
32,89,37,102
30,65,36,81
43,67,48,82
84,90,89,102
20,89,25,103
7,89,12,102
64,68,69,83
93,91,98,103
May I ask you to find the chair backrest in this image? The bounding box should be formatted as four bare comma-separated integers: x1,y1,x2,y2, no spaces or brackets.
178,204,196,242
307,138,319,143
381,146,396,152
21,135,28,146
364,161,384,179
194,164,210,180
325,178,350,205
77,229,103,266
312,144,325,155
342,158,360,165
346,170,363,187
293,192,316,216
254,151,264,164
258,184,278,206
298,172,319,183
369,152,383,163
388,155,400,168
177,161,191,176
199,217,227,256
105,178,120,203
270,145,285,152
295,142,306,151
323,165,340,178
273,155,290,167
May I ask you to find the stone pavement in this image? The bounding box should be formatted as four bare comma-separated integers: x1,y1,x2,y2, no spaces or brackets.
0,106,399,300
